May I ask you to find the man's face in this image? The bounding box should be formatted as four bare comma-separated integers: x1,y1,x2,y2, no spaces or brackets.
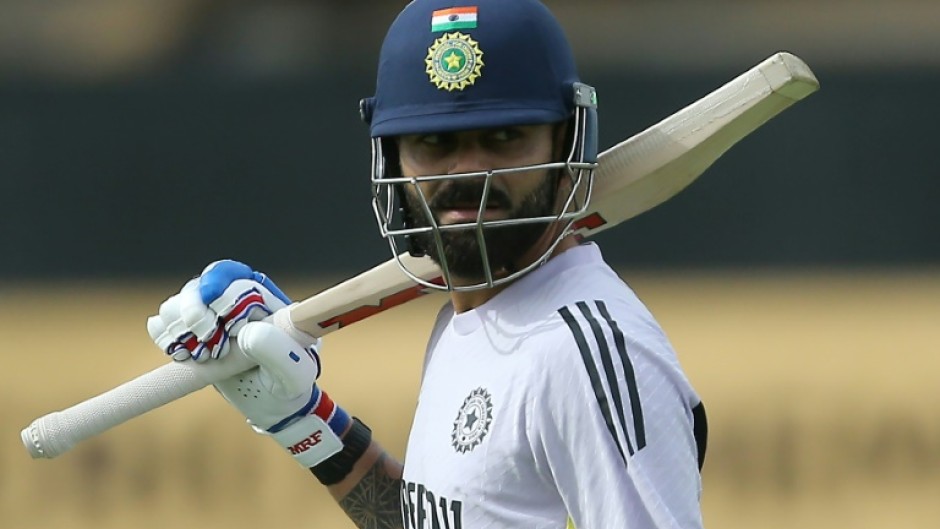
396,124,564,282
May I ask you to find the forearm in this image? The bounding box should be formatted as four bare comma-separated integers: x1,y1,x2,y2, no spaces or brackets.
324,440,404,529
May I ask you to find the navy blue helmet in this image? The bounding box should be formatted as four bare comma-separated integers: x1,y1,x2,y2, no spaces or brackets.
362,0,593,142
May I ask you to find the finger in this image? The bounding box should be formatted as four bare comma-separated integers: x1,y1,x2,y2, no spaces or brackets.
209,279,276,326
157,295,193,350
178,280,221,342
146,314,167,343
237,321,320,400
148,304,193,361
145,314,190,360
170,348,193,362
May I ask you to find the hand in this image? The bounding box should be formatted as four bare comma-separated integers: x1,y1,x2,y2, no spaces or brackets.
146,260,350,467
148,259,294,362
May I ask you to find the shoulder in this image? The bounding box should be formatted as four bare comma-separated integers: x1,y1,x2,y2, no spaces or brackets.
526,257,674,371
518,274,670,396
530,292,701,467
527,267,698,425
545,290,695,408
528,245,682,372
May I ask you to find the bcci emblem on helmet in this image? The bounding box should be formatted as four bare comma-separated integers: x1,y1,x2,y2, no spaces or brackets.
426,32,484,91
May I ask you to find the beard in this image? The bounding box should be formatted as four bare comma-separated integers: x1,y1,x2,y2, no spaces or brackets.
403,173,559,282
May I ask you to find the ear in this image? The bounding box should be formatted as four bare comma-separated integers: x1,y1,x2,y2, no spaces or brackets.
551,121,574,197
383,137,403,178
552,121,570,162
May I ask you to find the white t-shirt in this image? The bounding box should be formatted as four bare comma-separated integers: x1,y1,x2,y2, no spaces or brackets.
400,243,706,529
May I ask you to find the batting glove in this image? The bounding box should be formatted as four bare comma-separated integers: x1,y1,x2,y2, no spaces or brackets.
148,260,294,362
146,261,350,468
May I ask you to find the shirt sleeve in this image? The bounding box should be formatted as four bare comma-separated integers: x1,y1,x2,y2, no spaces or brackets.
527,300,705,529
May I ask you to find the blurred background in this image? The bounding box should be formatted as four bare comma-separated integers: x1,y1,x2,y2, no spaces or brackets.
1,0,938,528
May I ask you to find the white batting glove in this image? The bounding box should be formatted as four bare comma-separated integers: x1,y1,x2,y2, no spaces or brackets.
148,260,294,362
146,261,350,468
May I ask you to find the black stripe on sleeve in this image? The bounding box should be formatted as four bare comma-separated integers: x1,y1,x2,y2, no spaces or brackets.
692,401,708,470
575,301,635,456
595,300,647,451
559,306,627,465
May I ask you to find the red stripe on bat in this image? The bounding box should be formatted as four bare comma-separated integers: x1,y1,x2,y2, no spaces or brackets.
318,277,445,330
571,212,609,242
572,212,607,232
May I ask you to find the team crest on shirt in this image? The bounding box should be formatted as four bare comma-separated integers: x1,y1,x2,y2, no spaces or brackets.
425,32,484,91
451,387,493,453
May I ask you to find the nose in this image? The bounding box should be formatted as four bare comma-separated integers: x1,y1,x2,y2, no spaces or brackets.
447,139,492,176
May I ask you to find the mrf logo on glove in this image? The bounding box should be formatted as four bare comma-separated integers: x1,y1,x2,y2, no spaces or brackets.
288,430,325,455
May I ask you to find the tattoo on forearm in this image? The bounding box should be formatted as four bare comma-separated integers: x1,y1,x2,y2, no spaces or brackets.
339,454,404,529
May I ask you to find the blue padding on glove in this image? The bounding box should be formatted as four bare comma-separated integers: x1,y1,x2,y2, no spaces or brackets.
199,260,293,306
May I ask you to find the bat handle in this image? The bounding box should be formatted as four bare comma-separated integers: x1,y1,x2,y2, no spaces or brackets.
21,349,256,459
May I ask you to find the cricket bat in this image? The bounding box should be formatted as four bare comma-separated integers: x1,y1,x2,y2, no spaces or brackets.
21,52,819,459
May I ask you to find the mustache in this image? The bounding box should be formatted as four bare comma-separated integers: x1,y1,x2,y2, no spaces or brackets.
428,183,513,210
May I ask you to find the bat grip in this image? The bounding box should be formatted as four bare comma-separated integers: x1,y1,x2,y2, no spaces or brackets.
21,349,255,459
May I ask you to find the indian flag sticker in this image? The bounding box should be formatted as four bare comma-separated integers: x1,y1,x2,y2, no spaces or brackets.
431,6,478,32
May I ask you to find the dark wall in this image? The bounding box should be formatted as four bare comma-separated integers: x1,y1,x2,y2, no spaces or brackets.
1,65,937,279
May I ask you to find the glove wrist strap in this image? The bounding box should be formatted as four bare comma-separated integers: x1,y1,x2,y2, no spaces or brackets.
270,414,345,468
267,388,352,469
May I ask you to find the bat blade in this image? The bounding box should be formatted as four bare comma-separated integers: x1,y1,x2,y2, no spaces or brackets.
571,51,818,238
286,52,819,335
21,52,818,459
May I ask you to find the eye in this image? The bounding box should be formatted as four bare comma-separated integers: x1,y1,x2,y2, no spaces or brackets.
418,133,460,151
418,134,441,145
488,128,521,142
